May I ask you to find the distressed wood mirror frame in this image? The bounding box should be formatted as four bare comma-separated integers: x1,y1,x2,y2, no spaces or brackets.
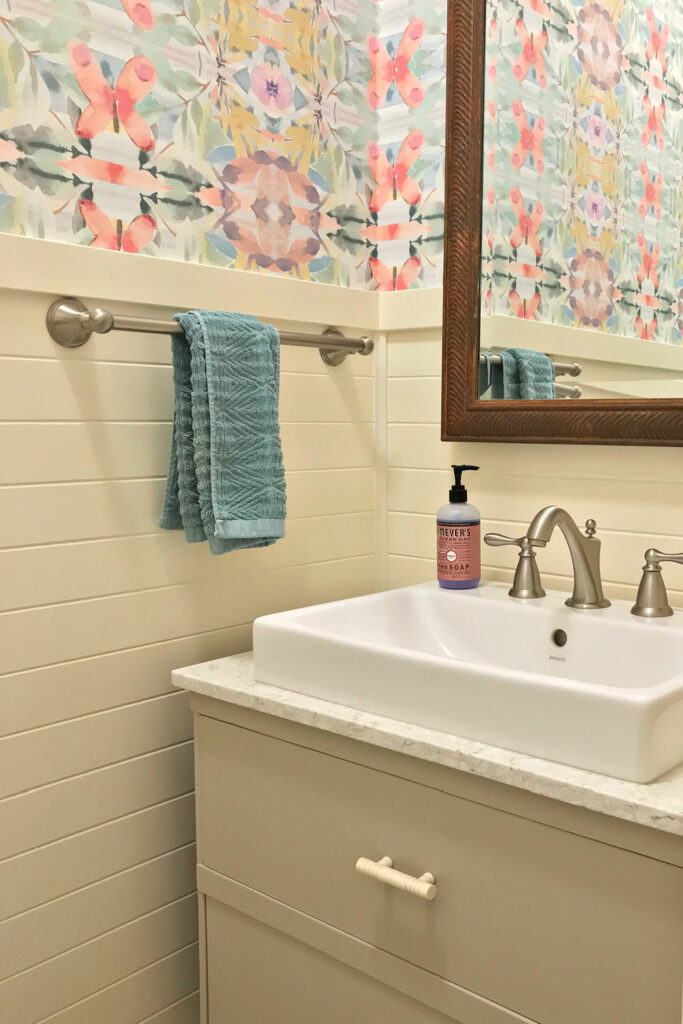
441,0,683,446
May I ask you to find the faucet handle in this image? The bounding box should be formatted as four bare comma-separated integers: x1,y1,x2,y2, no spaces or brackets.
485,534,537,549
484,534,545,600
584,519,597,537
644,549,683,569
631,549,683,618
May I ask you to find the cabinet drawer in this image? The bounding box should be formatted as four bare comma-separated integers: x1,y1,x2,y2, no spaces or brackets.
196,715,683,1024
206,897,455,1024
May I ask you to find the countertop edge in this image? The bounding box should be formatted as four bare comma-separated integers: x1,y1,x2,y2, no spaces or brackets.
172,653,683,838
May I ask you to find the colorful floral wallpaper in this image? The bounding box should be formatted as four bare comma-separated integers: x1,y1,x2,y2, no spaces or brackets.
364,0,447,290
483,0,683,344
0,0,680,340
0,0,445,289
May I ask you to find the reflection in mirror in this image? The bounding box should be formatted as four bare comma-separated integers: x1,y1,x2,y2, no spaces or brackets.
478,0,683,402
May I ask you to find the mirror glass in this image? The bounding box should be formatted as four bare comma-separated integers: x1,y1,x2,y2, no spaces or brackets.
478,1,683,402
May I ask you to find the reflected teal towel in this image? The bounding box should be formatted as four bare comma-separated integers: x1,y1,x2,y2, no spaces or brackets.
491,348,555,400
160,311,286,555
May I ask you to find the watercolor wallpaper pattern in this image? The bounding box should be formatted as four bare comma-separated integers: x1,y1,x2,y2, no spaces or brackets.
0,0,681,348
483,0,683,344
0,0,445,289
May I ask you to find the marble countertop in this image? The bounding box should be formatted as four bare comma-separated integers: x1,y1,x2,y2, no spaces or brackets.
173,652,683,838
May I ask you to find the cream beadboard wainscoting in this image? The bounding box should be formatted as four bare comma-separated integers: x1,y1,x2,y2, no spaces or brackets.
1,240,682,1024
383,290,683,608
0,236,381,1024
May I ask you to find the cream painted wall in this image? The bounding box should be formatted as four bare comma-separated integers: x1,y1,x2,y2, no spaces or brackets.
0,244,681,1024
384,292,683,609
0,238,381,1024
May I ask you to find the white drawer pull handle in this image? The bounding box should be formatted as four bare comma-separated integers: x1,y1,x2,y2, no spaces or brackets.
355,856,436,901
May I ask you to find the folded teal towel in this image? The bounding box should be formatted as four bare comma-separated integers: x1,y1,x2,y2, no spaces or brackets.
490,348,555,400
160,311,286,555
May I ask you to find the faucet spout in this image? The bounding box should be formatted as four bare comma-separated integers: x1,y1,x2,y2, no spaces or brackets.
526,506,610,610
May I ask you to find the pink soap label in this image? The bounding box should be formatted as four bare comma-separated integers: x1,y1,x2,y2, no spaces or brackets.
437,522,480,582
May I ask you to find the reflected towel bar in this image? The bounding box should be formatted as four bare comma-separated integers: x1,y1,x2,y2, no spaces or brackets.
481,352,582,377
555,383,582,399
47,298,374,367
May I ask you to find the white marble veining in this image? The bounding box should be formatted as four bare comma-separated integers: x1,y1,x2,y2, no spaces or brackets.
173,652,683,837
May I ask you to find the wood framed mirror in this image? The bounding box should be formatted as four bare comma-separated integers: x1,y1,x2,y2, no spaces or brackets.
442,0,683,446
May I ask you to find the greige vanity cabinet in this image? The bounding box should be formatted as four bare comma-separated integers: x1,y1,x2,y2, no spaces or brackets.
191,695,683,1024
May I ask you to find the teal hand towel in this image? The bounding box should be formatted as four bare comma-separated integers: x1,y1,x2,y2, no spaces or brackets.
160,311,286,555
490,348,555,400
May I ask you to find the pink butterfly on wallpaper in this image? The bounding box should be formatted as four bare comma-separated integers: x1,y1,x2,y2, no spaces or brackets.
509,188,543,257
487,100,496,171
513,19,548,88
521,0,552,16
487,14,498,80
510,100,545,174
641,96,665,150
639,163,663,219
645,7,668,70
0,139,20,163
78,199,157,253
367,130,424,212
121,0,154,29
367,19,425,110
636,315,657,340
369,256,421,292
508,289,540,319
637,234,661,288
70,43,157,152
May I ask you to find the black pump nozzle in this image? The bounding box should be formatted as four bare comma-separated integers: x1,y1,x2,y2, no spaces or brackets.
449,464,479,503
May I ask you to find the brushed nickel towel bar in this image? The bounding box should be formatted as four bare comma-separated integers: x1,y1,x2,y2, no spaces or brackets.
47,298,374,367
480,352,582,377
554,383,583,399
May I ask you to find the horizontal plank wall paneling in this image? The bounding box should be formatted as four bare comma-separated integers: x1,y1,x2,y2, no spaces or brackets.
0,744,195,861
0,363,373,423
0,421,374,483
0,469,374,548
0,844,197,980
0,630,248,737
386,326,683,608
0,794,196,919
1,557,376,674
0,692,192,799
0,897,198,1023
0,263,380,1024
0,513,375,611
38,948,200,1024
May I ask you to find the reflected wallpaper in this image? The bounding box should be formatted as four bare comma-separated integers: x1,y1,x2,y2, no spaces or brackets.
483,0,683,344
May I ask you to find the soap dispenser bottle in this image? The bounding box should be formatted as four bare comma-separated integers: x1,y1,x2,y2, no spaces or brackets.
437,465,481,590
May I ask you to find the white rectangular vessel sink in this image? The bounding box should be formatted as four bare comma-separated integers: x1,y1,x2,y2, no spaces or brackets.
253,582,683,783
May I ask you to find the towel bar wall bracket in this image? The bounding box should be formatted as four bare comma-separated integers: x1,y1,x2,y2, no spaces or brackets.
46,298,374,365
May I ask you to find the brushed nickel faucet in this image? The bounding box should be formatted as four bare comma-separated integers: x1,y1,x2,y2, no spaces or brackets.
485,506,610,610
631,549,683,618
